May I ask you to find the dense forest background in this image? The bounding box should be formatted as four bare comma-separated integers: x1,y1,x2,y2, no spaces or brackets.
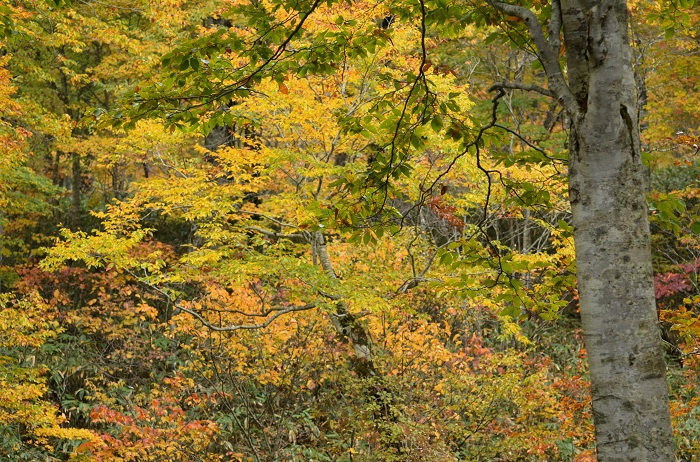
1,0,699,460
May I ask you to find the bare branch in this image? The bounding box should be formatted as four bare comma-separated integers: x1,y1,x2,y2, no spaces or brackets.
548,0,562,50
128,268,316,331
396,277,442,294
176,302,317,332
489,81,555,99
487,0,580,117
318,290,341,301
395,246,443,294
492,123,562,163
152,148,190,179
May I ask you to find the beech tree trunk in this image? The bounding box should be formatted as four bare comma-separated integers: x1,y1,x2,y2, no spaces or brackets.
491,0,674,459
566,4,674,459
571,115,673,460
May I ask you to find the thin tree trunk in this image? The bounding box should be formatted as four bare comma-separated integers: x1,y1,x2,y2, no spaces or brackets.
70,153,82,229
52,150,62,186
313,231,375,375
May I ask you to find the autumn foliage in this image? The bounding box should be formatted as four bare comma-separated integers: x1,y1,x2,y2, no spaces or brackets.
0,0,699,460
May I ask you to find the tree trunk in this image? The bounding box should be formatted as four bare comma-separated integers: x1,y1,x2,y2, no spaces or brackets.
565,1,673,460
313,231,375,375
491,0,674,459
70,153,82,229
570,126,673,461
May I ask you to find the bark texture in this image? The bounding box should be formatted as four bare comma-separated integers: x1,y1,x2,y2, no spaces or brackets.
491,0,674,459
313,231,375,375
566,3,673,460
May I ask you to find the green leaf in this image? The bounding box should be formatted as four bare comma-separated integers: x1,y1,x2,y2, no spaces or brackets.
439,251,454,265
410,133,422,149
690,222,700,235
430,115,444,133
557,219,573,233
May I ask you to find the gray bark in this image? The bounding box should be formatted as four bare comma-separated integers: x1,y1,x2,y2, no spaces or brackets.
491,0,674,459
313,231,375,374
566,3,673,458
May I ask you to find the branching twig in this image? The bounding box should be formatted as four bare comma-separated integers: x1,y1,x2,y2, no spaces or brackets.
395,245,443,294
487,0,579,117
175,302,316,332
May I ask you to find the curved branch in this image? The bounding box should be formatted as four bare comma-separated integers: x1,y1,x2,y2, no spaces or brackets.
487,0,580,117
216,0,325,99
492,123,563,166
237,210,297,228
176,302,316,332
